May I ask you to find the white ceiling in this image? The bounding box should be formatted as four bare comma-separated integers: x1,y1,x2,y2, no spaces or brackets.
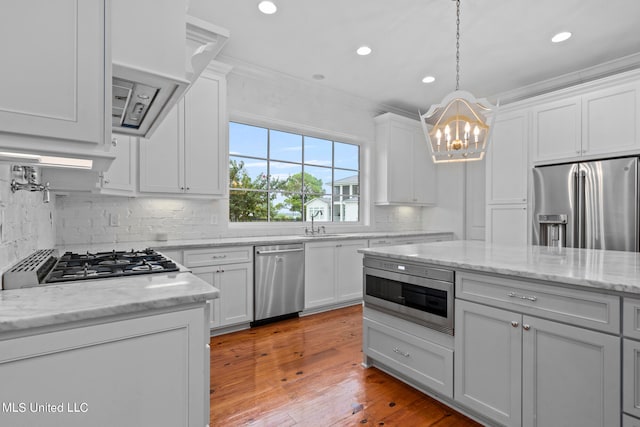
188,0,640,115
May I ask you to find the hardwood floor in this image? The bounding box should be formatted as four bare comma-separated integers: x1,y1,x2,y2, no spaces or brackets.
210,305,481,426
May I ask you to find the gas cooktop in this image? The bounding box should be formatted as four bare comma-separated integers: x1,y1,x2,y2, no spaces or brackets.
2,248,180,290
46,249,180,283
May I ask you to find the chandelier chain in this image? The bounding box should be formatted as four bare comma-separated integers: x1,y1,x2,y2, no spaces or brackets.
455,0,460,91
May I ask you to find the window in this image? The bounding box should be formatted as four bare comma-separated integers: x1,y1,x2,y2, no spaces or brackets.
229,122,360,223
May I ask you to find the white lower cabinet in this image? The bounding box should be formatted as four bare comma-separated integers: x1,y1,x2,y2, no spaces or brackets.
455,299,620,427
184,246,253,332
0,306,209,427
624,298,640,423
304,239,367,311
363,307,453,398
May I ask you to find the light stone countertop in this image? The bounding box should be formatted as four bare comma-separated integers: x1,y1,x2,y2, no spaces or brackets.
58,230,453,253
0,271,219,333
360,240,640,295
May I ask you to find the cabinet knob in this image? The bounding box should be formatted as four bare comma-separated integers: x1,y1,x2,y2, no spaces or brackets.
180,186,185,190
511,321,519,328
523,324,531,331
111,137,118,147
186,187,190,190
104,179,110,184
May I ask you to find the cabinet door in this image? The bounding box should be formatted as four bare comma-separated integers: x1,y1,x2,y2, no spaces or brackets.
386,124,415,203
487,112,528,204
412,126,437,204
216,263,253,327
336,240,367,302
193,264,252,328
486,204,528,246
184,72,225,196
583,82,640,157
522,316,620,427
624,339,640,419
139,104,185,193
304,242,337,309
532,97,581,162
103,136,136,192
455,300,522,427
0,1,105,144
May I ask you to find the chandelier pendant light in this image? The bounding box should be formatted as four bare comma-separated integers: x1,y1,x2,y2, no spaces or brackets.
420,0,497,163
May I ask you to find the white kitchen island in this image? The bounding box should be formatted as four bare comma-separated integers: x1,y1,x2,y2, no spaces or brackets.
0,271,218,427
360,240,640,427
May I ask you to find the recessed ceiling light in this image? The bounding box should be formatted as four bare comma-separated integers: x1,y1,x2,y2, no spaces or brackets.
551,31,572,43
356,46,372,56
258,1,277,15
422,76,436,83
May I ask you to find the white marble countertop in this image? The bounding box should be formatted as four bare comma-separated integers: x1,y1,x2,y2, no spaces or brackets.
360,240,640,295
59,230,453,253
0,271,219,333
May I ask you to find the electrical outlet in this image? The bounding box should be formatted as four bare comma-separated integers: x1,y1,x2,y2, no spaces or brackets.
210,214,218,225
109,213,120,227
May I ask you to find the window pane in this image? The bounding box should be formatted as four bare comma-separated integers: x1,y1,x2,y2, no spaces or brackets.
230,156,268,190
304,194,331,222
229,190,268,222
270,130,302,163
304,136,332,166
229,122,267,158
334,142,359,170
272,191,303,222
303,165,332,195
269,161,302,191
333,169,359,195
333,195,359,222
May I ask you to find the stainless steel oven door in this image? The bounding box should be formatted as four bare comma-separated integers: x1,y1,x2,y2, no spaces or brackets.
363,266,454,335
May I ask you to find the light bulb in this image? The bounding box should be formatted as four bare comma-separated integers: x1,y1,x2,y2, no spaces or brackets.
435,128,442,146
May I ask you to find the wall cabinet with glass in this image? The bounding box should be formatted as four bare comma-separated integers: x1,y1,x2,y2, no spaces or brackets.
374,113,437,206
139,64,231,197
304,239,368,312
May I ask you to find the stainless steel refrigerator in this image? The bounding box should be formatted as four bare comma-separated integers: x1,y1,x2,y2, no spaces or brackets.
532,157,639,252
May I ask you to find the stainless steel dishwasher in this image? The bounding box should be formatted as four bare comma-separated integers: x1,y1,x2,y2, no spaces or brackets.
253,243,304,324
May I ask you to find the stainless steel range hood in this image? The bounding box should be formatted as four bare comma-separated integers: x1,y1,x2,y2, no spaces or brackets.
111,64,189,138
111,8,229,139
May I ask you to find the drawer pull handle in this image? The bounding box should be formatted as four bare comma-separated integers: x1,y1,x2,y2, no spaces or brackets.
507,292,537,302
393,347,410,358
212,255,227,259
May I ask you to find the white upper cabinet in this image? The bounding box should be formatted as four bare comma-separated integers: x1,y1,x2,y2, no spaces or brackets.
0,0,111,168
487,111,529,204
532,97,581,162
532,76,640,164
139,65,230,197
375,113,437,206
582,82,640,157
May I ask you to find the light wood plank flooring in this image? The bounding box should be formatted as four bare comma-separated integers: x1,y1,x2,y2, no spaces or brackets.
210,304,480,426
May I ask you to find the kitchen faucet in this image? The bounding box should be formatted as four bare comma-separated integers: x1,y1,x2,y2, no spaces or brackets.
305,211,325,235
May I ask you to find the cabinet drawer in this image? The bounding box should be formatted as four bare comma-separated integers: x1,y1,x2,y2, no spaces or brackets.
363,316,453,397
624,298,640,340
184,246,253,267
456,272,620,334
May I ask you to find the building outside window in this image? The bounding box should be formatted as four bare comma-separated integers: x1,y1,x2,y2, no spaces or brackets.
229,122,360,223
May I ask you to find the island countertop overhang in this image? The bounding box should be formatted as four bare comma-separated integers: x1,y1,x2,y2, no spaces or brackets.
359,240,640,296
